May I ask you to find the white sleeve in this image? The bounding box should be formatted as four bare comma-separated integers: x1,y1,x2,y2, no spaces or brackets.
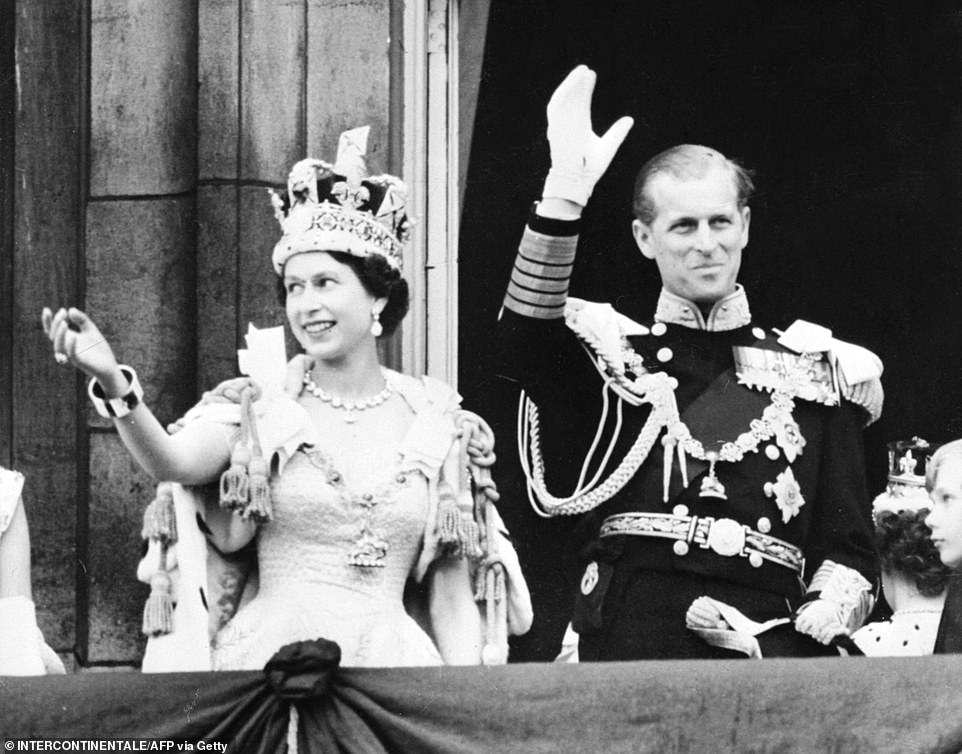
0,467,25,536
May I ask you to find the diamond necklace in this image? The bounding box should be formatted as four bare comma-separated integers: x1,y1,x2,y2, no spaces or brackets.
302,369,393,423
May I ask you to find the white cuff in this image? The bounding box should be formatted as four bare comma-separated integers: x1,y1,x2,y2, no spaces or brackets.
542,167,593,207
806,560,875,632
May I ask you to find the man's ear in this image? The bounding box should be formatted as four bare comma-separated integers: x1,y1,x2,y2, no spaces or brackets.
740,206,751,249
632,219,656,260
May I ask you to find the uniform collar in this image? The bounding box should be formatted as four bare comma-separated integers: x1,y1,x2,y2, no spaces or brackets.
654,285,751,332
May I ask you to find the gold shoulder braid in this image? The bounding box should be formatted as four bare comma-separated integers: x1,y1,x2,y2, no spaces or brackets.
520,321,682,517
521,313,820,519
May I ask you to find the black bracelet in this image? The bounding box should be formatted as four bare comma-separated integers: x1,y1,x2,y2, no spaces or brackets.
88,365,144,419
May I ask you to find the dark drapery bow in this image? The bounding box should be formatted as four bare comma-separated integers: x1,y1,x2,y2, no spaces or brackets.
265,638,342,701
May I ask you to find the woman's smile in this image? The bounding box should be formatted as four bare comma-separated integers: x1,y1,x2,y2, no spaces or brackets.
302,319,335,336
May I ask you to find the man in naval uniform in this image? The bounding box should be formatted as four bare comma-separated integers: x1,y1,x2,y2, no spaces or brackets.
498,66,883,660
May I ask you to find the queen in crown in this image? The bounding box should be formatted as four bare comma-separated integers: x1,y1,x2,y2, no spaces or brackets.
41,127,531,671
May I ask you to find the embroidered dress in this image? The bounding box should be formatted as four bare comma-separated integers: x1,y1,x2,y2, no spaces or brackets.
138,365,532,672
212,433,442,669
139,368,519,672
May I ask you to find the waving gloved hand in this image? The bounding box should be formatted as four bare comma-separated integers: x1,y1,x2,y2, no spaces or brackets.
542,65,634,207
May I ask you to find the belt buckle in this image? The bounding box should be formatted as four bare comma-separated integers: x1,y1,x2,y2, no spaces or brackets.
705,517,746,557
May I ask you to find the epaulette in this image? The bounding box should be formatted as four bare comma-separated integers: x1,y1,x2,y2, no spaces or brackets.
776,319,882,384
563,297,648,382
737,320,883,418
734,332,840,406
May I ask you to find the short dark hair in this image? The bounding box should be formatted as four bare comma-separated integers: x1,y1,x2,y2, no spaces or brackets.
875,509,952,597
632,144,755,225
276,251,410,336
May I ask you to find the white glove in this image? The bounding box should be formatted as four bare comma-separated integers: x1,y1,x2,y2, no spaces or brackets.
542,65,634,206
685,595,731,630
794,598,849,646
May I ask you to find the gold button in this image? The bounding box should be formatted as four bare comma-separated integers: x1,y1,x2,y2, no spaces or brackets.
765,445,780,461
757,517,772,533
673,540,689,556
672,504,689,516
652,322,667,336
749,553,764,568
752,327,766,340
657,347,673,362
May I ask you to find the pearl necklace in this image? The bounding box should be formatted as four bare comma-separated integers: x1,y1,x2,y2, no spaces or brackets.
302,370,393,423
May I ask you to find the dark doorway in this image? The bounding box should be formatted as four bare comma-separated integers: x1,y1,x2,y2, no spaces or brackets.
460,0,962,661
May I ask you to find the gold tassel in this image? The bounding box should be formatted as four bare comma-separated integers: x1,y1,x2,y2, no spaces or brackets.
473,565,487,601
142,569,175,637
219,385,259,513
437,481,462,549
493,562,506,601
219,443,251,511
462,516,483,560
242,387,272,523
481,563,508,665
141,482,177,545
245,453,272,523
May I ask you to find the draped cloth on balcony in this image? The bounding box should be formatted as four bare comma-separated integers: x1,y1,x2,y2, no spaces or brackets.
3,640,962,753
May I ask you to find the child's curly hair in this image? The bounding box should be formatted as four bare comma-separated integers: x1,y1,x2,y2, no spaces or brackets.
876,508,952,597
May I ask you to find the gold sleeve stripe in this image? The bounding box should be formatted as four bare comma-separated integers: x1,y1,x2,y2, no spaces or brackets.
522,227,577,264
501,226,578,319
510,269,571,293
514,255,574,280
503,289,567,319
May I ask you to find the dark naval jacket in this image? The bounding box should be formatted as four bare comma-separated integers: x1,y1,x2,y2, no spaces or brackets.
498,209,879,660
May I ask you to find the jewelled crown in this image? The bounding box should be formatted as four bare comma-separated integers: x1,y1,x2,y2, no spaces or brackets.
269,126,410,274
872,437,939,518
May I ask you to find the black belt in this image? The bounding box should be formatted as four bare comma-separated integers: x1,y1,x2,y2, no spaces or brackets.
600,512,805,576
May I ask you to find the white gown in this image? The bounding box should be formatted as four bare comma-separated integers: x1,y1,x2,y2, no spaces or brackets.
140,370,532,672
211,442,442,669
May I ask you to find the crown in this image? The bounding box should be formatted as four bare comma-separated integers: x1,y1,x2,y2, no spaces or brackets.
270,126,410,274
872,437,939,519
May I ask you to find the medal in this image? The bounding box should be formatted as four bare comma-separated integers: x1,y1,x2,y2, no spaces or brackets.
348,492,388,567
348,523,389,567
699,452,728,500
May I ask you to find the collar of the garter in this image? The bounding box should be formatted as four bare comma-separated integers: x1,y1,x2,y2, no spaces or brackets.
654,285,751,332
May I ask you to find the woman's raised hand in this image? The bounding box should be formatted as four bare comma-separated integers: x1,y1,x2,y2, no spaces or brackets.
40,307,122,387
